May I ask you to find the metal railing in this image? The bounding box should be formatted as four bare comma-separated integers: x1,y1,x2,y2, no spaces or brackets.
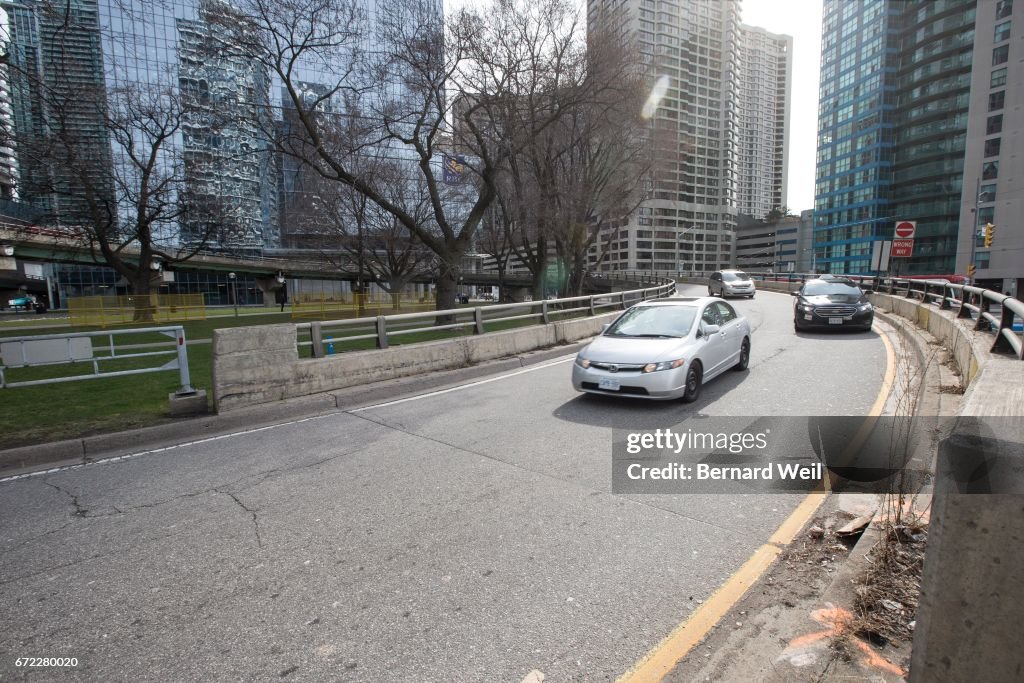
745,271,1024,360
0,325,196,391
296,280,677,357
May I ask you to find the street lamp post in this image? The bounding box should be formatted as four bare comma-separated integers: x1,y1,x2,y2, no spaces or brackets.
228,272,238,317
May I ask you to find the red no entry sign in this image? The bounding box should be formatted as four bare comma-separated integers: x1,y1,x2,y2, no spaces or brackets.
895,221,916,239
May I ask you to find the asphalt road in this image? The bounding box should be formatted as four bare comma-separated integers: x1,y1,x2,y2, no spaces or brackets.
0,286,890,682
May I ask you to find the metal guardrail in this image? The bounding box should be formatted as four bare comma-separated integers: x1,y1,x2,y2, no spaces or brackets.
745,271,1024,360
0,325,196,391
296,280,677,357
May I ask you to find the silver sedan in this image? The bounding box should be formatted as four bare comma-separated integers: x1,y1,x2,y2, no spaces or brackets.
571,297,751,402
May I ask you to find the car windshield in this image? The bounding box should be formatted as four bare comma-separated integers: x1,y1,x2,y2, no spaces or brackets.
802,282,863,297
605,305,696,338
723,271,748,282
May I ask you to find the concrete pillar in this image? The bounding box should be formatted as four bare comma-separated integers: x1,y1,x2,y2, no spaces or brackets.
910,418,1024,681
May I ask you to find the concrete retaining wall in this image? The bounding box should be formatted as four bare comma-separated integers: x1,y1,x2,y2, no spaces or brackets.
815,288,1024,681
212,312,621,412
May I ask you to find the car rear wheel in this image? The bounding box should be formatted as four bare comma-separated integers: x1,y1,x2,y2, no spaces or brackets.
682,363,702,403
734,338,750,371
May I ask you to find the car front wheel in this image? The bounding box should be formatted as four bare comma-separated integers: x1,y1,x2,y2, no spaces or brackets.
682,362,703,403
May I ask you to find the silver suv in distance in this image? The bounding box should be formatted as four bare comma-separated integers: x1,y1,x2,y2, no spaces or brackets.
708,270,755,298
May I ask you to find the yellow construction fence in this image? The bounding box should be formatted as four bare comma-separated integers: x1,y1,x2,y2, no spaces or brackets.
69,294,207,327
290,292,435,319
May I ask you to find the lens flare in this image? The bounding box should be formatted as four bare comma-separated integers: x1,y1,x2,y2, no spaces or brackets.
641,74,671,119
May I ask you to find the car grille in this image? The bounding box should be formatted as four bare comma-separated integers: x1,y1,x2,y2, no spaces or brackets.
582,382,649,395
589,362,645,373
813,304,858,317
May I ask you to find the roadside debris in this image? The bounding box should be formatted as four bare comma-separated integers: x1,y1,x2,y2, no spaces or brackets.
836,515,872,538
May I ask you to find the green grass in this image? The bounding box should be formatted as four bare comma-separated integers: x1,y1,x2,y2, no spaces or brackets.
0,302,608,449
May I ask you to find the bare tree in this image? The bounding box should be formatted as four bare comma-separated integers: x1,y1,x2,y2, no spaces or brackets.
497,23,654,298
209,0,586,317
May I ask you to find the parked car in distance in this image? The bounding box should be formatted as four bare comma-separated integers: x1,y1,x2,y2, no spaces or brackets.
572,296,751,403
6,294,47,313
792,278,874,332
708,270,756,298
7,295,33,310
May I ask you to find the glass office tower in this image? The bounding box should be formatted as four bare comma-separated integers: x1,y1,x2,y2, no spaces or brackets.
814,0,978,276
813,0,900,275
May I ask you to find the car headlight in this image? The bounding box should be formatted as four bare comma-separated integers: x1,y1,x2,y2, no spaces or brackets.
642,359,686,373
798,303,813,311
575,356,591,369
858,302,873,312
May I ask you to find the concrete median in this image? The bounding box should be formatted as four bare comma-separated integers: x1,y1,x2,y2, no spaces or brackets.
212,313,622,413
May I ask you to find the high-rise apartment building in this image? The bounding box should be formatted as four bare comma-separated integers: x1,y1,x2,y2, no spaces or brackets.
587,0,740,274
737,25,791,220
586,0,791,274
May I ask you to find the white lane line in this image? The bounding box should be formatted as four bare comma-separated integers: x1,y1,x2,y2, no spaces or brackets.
1,354,578,484
349,355,577,412
0,416,334,484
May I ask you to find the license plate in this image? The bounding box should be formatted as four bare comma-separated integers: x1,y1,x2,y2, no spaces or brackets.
598,378,621,391
829,317,843,325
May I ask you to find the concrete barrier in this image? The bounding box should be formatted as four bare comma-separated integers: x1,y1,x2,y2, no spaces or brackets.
827,290,1024,681
212,311,622,413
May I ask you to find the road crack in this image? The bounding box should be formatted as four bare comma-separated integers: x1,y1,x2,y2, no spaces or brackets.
219,489,263,549
42,481,89,518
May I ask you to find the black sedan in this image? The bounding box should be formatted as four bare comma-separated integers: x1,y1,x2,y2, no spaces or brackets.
793,279,874,332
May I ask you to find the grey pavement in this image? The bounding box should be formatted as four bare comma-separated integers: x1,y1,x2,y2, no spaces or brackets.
0,286,890,681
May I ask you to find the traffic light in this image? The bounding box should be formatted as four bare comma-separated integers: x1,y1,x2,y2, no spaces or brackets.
984,223,995,248
967,263,976,277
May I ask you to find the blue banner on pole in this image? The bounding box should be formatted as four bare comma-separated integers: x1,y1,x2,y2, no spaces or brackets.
443,154,465,184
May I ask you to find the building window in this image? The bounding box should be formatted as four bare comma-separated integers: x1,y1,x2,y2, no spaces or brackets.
983,161,999,179
995,21,1012,42
997,0,1013,20
985,138,1002,157
981,183,997,202
993,45,1009,65
991,68,1008,88
989,91,1005,111
987,114,1004,134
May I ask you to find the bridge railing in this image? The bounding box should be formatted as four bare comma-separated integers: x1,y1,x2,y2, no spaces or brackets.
296,279,677,357
745,271,1024,360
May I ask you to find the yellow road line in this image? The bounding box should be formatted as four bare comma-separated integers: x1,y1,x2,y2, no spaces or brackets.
617,544,782,683
617,322,898,683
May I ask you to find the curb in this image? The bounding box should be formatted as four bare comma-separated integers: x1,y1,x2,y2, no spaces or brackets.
0,341,588,477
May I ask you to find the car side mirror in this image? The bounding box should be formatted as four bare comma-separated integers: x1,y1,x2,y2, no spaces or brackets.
790,291,800,297
702,323,720,336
